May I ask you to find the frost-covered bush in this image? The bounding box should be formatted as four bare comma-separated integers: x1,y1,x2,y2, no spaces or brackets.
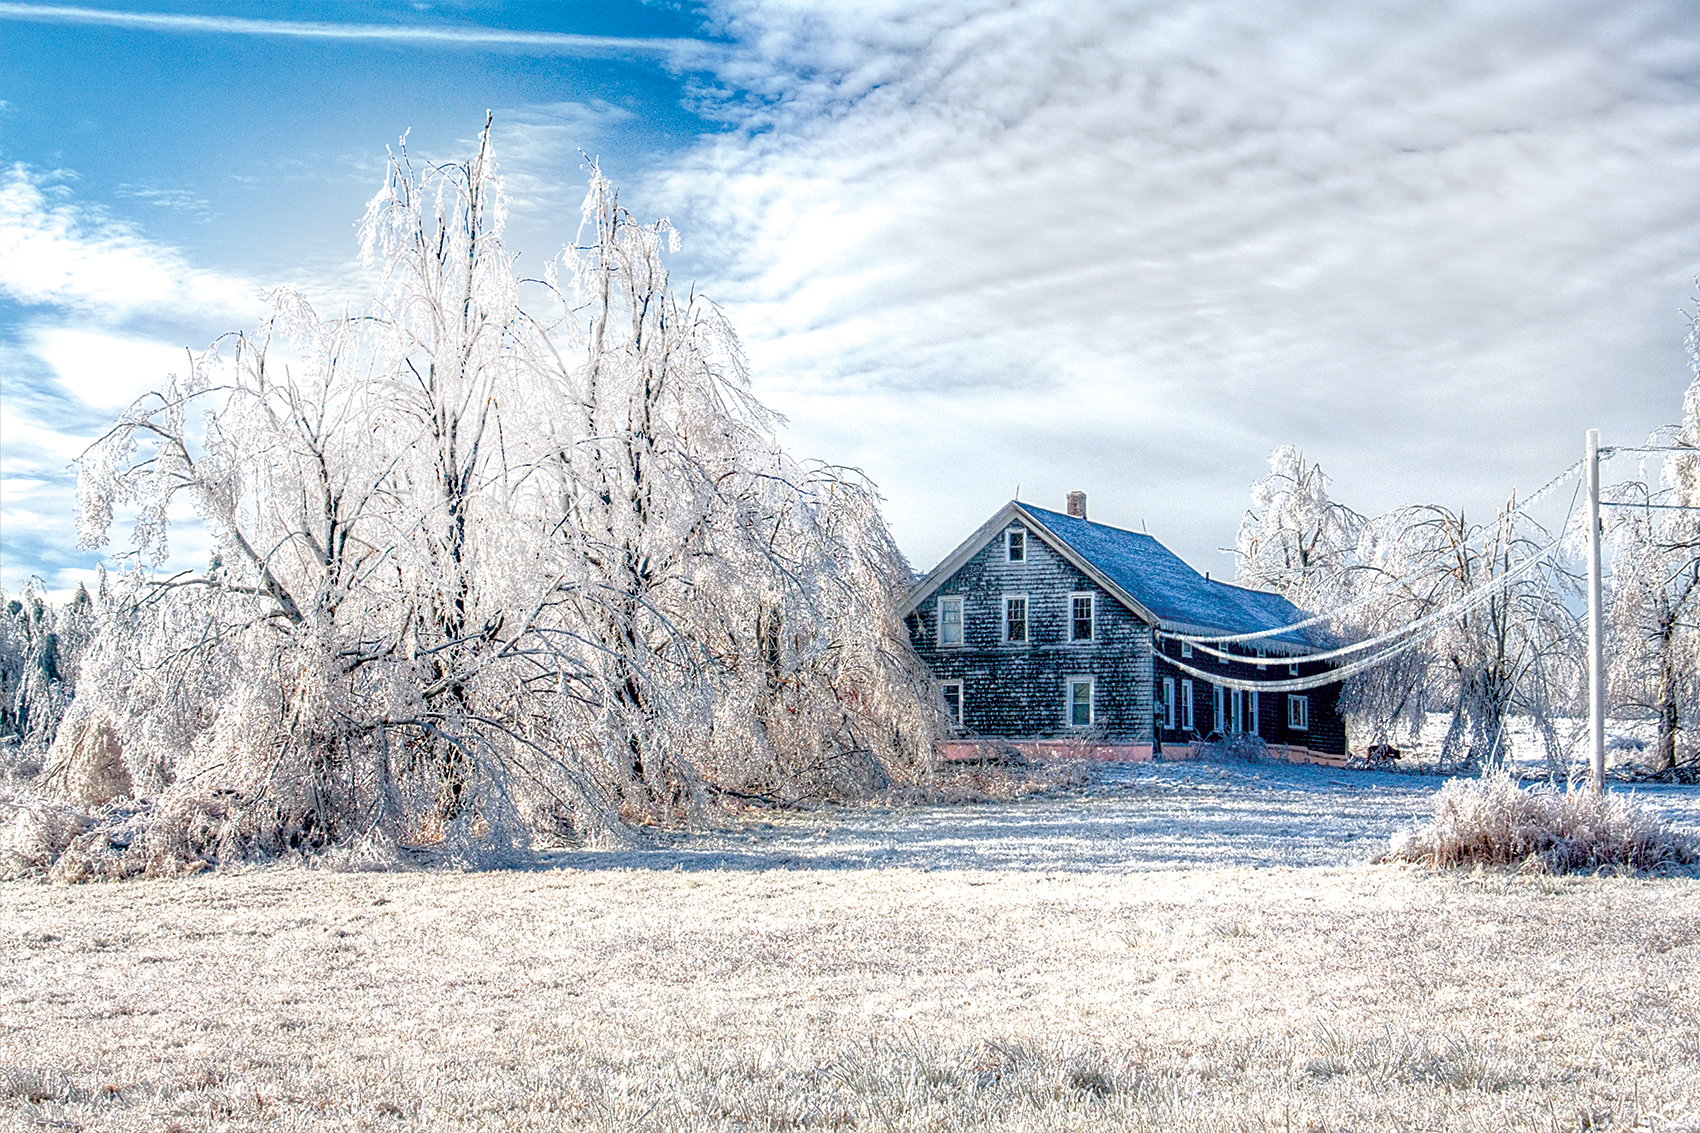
53,121,939,875
0,582,94,779
1383,770,1698,873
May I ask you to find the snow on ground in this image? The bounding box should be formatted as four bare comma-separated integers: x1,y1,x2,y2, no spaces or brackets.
3,761,1699,1131
557,758,1700,874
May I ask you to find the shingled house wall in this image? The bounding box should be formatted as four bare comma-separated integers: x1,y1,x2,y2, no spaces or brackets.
905,519,1154,742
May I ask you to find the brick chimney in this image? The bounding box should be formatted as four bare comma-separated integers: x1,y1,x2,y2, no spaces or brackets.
1066,490,1087,520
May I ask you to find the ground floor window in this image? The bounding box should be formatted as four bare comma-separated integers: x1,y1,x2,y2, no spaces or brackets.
1162,677,1175,729
1068,677,1094,727
1212,684,1224,733
1180,679,1194,730
941,681,962,725
1230,688,1244,732
1287,694,1309,731
1248,689,1259,736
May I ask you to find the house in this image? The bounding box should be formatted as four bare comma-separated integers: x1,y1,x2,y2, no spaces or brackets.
900,492,1348,763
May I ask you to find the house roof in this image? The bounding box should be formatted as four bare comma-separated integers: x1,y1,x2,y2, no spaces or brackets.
901,501,1327,653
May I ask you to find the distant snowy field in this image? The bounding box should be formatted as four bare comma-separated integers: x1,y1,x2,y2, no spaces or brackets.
4,761,1699,1131
556,758,1700,874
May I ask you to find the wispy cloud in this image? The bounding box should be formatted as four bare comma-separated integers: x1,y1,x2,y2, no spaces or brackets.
0,3,723,62
0,164,262,324
661,0,1700,569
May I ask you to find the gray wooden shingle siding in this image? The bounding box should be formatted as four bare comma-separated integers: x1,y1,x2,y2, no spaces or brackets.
905,521,1155,740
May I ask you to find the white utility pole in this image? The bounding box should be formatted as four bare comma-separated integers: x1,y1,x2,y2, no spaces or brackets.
1586,429,1606,793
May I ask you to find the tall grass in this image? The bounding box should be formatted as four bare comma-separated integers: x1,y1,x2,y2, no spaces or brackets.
1383,769,1699,873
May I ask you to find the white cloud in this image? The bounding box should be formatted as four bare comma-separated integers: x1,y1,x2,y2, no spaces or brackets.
661,0,1700,570
0,164,265,326
28,328,198,410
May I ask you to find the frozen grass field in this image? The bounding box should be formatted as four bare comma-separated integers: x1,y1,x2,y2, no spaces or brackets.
4,761,1699,1132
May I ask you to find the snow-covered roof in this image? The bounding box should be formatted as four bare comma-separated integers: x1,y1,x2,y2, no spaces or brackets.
1016,505,1323,650
901,501,1326,653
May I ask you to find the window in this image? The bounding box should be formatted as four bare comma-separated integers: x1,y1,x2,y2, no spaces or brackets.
1289,662,1300,676
940,681,963,725
1004,595,1028,643
1005,529,1026,562
1287,694,1309,731
1070,593,1094,642
938,597,963,647
1180,679,1194,730
1219,646,1230,666
1068,677,1094,727
1230,688,1244,733
1180,641,1193,658
1212,684,1224,733
1248,689,1259,736
1162,677,1176,729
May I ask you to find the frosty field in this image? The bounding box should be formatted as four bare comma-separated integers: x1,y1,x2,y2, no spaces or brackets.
4,762,1700,1132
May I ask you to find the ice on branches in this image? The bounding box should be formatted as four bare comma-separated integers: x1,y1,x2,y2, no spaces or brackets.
53,121,939,875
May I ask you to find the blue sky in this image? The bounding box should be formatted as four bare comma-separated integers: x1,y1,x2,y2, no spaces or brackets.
3,0,1699,597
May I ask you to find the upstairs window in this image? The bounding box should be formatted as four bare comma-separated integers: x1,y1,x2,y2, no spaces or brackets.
938,597,963,647
1287,694,1309,731
1005,529,1026,562
1180,640,1193,658
1004,596,1028,643
1070,593,1095,642
1068,677,1094,727
941,681,963,725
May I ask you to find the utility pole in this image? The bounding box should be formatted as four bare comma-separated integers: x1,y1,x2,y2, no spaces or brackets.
1586,429,1605,793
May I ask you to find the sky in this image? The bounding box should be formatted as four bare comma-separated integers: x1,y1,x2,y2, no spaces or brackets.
2,0,1698,598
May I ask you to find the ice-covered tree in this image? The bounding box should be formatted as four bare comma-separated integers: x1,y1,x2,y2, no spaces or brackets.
1235,446,1365,608
63,121,936,873
1603,308,1700,775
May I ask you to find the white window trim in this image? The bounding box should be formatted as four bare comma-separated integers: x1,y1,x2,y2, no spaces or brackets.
1287,694,1309,731
1066,675,1095,728
937,596,964,648
1002,593,1030,645
1180,640,1193,658
1212,683,1224,733
1230,687,1244,733
1069,592,1095,643
1180,679,1194,731
1248,689,1259,736
1162,676,1176,730
1005,528,1026,562
1289,662,1300,676
940,680,963,725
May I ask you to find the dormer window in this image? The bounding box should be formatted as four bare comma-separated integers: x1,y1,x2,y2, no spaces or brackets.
1006,529,1026,562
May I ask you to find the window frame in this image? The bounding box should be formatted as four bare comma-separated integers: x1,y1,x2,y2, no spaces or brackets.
1230,687,1244,733
1162,676,1176,730
1180,679,1194,731
1212,683,1224,733
1287,694,1309,731
1180,640,1193,658
1069,592,1095,643
1066,676,1095,728
937,596,964,648
1248,689,1259,736
1005,528,1026,563
1002,594,1029,645
940,680,963,726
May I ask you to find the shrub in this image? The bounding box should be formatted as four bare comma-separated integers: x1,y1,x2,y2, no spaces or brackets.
1383,770,1699,873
